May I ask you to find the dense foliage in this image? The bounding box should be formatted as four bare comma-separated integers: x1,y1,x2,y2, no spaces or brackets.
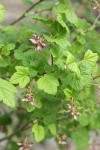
0,0,100,149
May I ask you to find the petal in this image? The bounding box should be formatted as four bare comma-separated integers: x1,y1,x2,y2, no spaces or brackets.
41,43,46,47
19,147,24,150
33,34,37,38
67,104,71,109
71,112,74,116
30,39,37,44
17,143,22,146
36,46,42,52
74,115,77,120
30,101,36,106
22,99,29,102
22,99,26,102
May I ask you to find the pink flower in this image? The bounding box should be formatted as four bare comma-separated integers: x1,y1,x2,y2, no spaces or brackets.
66,98,82,120
30,39,37,44
18,141,33,150
19,147,24,150
36,45,42,52
41,43,46,47
18,136,33,150
22,90,36,107
30,34,46,52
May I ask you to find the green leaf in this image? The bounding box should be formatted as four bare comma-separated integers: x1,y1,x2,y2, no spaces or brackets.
37,75,59,95
2,44,15,56
66,61,93,91
32,124,45,142
89,115,100,130
0,56,11,67
77,18,91,34
36,1,55,10
43,34,55,43
44,34,70,49
78,113,90,127
57,13,69,33
0,78,18,108
44,21,70,49
66,52,75,65
57,2,68,13
84,50,99,66
77,35,86,45
0,4,5,23
43,116,56,125
10,66,30,88
50,44,67,70
25,13,52,24
68,62,81,77
66,52,80,76
66,73,83,91
57,2,78,26
48,124,57,136
64,88,73,99
0,44,4,48
71,128,89,149
25,103,35,112
29,68,38,77
35,99,42,109
55,33,71,48
14,50,24,60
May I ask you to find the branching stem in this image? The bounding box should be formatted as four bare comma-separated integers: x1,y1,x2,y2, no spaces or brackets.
10,0,45,25
0,120,33,142
85,12,100,33
0,115,71,142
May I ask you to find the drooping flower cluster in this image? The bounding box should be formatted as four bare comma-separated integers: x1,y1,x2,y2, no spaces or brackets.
92,0,100,12
66,98,82,120
22,87,36,106
30,34,46,52
58,134,67,145
18,138,33,150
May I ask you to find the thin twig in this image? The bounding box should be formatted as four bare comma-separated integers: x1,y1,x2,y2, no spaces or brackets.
10,0,45,25
0,114,71,142
93,74,100,80
57,114,71,121
0,120,33,142
85,12,100,33
92,13,100,26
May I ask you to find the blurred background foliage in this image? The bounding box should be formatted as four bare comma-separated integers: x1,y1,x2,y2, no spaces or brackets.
0,0,100,150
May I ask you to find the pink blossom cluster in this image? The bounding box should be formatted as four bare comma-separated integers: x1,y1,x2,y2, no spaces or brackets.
30,34,46,52
66,98,82,120
58,134,67,145
18,141,33,150
22,87,36,106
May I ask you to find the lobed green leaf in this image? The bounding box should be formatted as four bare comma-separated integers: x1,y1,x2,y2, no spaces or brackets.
10,66,30,88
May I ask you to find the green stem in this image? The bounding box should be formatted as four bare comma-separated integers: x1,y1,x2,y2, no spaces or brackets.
85,12,100,33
